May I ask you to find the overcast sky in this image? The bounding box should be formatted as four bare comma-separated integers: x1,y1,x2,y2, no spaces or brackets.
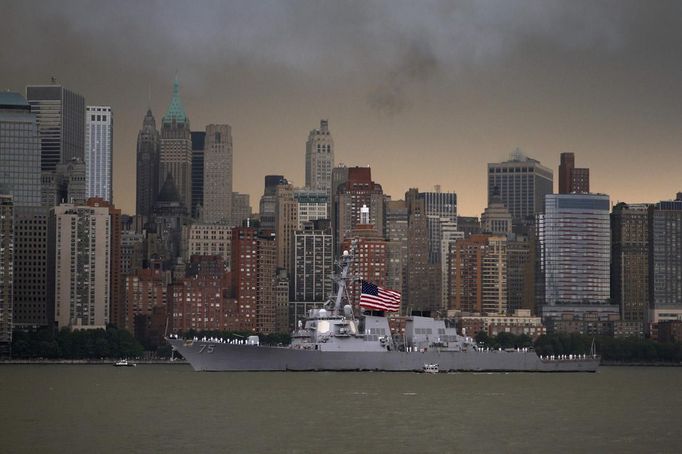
2,0,681,215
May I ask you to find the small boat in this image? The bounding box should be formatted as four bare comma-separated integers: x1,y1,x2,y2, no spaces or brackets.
422,363,439,374
113,359,136,367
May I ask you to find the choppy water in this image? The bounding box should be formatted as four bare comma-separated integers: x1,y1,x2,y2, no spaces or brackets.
0,365,680,453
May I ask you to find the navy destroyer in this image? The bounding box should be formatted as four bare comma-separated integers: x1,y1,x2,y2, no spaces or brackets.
168,245,599,373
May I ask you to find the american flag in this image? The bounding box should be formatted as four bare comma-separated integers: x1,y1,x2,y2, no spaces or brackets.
359,281,401,312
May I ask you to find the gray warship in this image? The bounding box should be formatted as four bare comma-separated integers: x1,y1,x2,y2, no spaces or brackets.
168,245,599,373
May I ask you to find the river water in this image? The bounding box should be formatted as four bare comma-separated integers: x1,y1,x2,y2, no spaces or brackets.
0,365,679,453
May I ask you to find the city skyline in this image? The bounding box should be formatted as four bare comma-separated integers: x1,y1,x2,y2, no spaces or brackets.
2,1,681,215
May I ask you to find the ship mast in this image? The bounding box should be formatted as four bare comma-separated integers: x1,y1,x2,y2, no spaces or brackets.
331,240,356,316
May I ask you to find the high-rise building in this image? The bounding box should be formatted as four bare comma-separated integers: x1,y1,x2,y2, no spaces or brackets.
231,192,252,227
85,106,113,202
447,234,507,315
385,200,408,299
335,167,384,252
293,220,333,302
185,223,232,262
203,124,233,223
231,229,281,333
293,188,328,228
481,187,512,234
160,78,192,210
123,267,169,332
341,224,388,310
416,189,457,264
136,109,161,219
150,174,188,266
487,149,553,227
611,203,649,323
0,92,41,206
648,195,682,324
305,119,334,204
275,183,298,278
86,198,122,328
0,194,13,356
231,226,258,331
48,204,111,329
405,188,440,314
559,152,590,194
25,84,85,171
440,224,464,310
41,157,86,206
190,131,205,218
538,194,613,319
12,206,49,328
506,235,532,314
170,257,239,333
259,175,287,230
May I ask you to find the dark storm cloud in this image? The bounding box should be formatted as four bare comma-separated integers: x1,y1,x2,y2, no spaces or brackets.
2,0,682,214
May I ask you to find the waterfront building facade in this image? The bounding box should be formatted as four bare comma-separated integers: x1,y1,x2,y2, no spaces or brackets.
49,204,111,329
648,195,682,323
538,194,613,319
611,203,649,322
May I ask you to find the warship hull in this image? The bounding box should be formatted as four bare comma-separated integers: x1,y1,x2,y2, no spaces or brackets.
169,339,599,372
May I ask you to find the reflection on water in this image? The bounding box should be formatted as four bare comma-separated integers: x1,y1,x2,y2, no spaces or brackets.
0,365,680,453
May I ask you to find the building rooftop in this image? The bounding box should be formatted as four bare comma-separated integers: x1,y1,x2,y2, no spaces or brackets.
162,77,188,124
0,91,30,109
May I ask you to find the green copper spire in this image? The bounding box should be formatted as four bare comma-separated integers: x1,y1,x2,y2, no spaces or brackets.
162,75,188,124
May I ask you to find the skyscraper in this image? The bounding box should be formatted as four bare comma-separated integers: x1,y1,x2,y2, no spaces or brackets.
538,194,613,319
0,92,41,206
293,187,328,228
611,203,649,323
0,194,13,357
416,189,457,264
559,152,590,194
136,109,161,219
85,106,113,202
202,124,233,223
487,149,553,227
48,204,111,329
275,182,298,278
12,206,50,328
481,187,513,234
86,198,122,329
305,119,334,203
231,192,252,227
25,84,85,171
293,220,333,302
335,167,384,252
160,78,192,210
446,233,507,315
385,199,408,300
648,195,682,324
190,131,205,218
259,175,287,230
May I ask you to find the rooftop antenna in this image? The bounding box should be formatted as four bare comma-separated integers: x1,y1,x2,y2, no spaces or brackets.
147,83,152,109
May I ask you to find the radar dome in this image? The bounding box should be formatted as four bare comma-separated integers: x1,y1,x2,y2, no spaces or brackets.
318,309,328,318
344,305,353,317
343,250,349,256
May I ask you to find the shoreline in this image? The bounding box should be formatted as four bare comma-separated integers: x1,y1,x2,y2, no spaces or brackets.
0,359,187,365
